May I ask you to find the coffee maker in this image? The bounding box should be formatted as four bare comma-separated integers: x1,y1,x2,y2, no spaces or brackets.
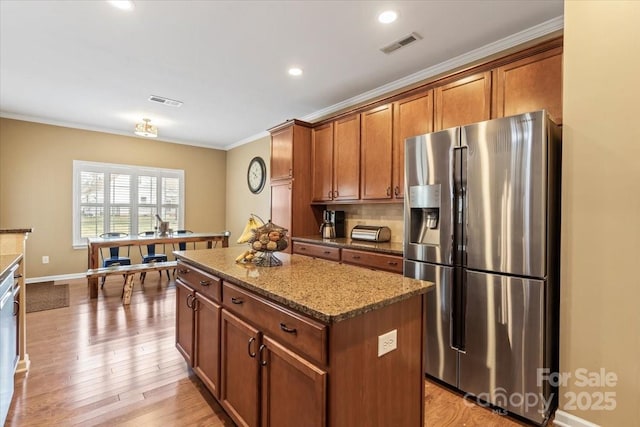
320,210,345,239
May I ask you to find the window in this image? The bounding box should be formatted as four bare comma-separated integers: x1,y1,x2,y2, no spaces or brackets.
73,160,184,248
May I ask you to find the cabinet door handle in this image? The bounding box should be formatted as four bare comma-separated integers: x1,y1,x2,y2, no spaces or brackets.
192,297,200,312
13,300,19,316
352,255,361,259
248,337,257,358
299,246,307,251
186,293,194,308
394,186,400,196
323,251,331,255
279,322,297,334
289,168,293,177
178,269,190,274
387,261,399,266
231,297,243,305
328,190,332,199
199,280,211,286
386,186,391,196
334,190,339,198
259,344,267,366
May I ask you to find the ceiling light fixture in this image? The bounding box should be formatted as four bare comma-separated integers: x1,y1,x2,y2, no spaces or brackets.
108,1,135,11
288,67,303,77
134,118,158,138
378,10,398,24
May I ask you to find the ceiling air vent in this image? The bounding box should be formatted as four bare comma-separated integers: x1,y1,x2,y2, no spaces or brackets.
148,95,183,107
380,32,422,54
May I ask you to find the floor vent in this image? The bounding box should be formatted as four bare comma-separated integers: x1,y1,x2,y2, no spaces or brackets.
148,95,183,107
380,32,422,54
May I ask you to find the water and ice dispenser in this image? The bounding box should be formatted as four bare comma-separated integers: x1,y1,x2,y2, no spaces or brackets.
408,184,441,245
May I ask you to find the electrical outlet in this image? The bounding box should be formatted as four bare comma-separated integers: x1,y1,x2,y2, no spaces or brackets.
377,329,397,357
42,256,49,264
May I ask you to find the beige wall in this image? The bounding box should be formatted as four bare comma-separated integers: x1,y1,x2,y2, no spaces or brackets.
0,118,227,278
331,203,404,242
225,135,271,248
560,2,640,425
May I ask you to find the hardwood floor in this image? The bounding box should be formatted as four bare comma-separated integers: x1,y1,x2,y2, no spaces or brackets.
8,276,530,426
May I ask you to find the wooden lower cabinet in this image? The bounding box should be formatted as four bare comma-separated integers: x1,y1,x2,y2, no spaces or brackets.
261,336,326,427
176,276,222,399
220,305,327,427
193,295,221,398
220,310,261,427
175,280,195,365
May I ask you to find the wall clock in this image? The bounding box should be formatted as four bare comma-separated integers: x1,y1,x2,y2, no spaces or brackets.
247,156,266,194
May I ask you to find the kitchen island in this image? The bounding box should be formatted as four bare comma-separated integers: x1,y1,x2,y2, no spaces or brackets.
174,247,433,427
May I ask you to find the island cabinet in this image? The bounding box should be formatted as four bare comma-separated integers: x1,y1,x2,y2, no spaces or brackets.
268,120,318,251
175,250,430,427
392,90,434,199
220,282,327,427
492,46,563,124
434,71,492,131
175,261,222,398
292,241,403,274
360,104,393,200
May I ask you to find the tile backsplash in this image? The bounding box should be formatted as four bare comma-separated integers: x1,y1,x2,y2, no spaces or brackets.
328,204,404,243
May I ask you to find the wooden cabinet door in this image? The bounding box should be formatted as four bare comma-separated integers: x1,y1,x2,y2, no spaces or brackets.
270,125,293,181
193,295,221,399
333,114,361,200
270,180,292,253
220,310,261,427
261,336,326,427
311,123,334,202
492,47,563,124
393,90,434,199
361,104,393,200
175,280,195,365
435,71,491,130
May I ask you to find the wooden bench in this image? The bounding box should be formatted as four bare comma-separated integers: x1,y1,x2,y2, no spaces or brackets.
86,261,177,304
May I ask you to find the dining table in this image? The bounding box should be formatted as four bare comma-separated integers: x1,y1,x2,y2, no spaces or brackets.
86,231,230,298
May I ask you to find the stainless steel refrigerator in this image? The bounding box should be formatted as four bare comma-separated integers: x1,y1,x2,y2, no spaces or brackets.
404,110,561,424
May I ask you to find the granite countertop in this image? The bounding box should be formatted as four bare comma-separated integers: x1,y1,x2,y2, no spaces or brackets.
292,235,403,256
174,247,431,324
0,254,23,280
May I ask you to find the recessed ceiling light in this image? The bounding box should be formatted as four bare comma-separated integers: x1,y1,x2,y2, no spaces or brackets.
288,68,303,77
108,1,135,11
378,10,398,24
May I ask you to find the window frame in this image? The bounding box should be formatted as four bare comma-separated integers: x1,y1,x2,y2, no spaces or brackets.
72,160,185,248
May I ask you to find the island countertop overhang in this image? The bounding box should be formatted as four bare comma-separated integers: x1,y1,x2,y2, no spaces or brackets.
174,247,433,323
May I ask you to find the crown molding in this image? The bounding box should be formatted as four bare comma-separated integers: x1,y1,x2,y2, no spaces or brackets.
300,16,564,123
0,111,227,151
224,131,271,150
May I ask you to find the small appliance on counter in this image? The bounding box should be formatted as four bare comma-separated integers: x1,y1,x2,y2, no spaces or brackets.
321,210,345,238
350,225,391,242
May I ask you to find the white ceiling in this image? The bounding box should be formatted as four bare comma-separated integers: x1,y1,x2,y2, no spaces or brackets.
0,0,563,150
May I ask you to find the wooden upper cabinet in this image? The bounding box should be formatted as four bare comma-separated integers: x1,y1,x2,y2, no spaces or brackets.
435,71,491,131
270,125,293,181
492,47,563,124
333,114,360,201
361,104,393,200
269,120,311,182
311,123,334,202
393,90,434,199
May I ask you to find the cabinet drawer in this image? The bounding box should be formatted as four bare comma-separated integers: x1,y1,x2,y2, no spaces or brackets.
341,249,403,274
223,282,327,365
292,242,340,261
176,260,221,302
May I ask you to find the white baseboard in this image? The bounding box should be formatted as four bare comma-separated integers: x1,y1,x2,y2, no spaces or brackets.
26,272,86,284
554,410,600,427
